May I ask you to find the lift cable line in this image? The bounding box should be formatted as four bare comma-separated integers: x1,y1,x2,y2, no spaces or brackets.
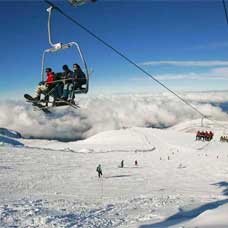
205,0,228,130
223,0,228,25
44,0,208,121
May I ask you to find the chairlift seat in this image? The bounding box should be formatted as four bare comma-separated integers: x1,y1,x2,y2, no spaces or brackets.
73,82,88,94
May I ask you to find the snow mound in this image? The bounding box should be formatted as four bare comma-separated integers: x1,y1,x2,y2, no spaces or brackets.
21,127,156,152
78,128,151,145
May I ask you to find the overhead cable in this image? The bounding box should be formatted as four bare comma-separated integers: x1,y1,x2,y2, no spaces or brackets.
223,0,228,25
44,0,207,119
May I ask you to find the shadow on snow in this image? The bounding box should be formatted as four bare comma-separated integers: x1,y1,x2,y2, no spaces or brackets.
104,174,132,179
0,135,24,146
212,181,228,196
138,199,228,228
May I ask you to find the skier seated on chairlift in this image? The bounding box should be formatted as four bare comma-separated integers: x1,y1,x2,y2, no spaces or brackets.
61,63,87,102
61,64,74,101
33,67,55,101
73,63,86,89
68,63,87,101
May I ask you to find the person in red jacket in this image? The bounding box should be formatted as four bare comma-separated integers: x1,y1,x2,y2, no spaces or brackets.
33,68,55,101
205,131,210,141
196,131,201,140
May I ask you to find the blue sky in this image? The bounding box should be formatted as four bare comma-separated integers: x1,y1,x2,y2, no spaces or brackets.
1,0,228,99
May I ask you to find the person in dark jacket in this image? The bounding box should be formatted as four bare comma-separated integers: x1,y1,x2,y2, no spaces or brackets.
73,63,86,87
200,131,205,141
96,164,103,178
61,64,74,100
209,131,214,141
120,160,124,168
33,67,55,100
68,63,87,101
205,131,210,141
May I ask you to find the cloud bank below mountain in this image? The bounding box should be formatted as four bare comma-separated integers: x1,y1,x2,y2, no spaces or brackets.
0,92,228,141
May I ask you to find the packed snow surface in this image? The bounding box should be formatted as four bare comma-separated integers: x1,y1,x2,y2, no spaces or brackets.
1,119,228,227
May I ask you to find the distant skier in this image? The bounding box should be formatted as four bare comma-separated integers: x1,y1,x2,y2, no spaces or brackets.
96,164,102,178
120,160,124,168
209,131,214,141
205,131,210,141
196,131,201,141
134,160,138,166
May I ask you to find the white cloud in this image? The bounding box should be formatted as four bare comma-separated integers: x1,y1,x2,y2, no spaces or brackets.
210,67,228,77
132,67,228,82
141,61,228,67
1,92,228,141
194,42,228,49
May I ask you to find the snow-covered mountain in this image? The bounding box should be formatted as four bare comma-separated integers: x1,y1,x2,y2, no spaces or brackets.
0,120,228,228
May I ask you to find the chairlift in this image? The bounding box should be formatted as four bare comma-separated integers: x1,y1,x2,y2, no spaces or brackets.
41,5,89,95
25,2,93,112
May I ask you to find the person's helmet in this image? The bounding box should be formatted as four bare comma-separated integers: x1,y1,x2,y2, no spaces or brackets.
62,64,69,71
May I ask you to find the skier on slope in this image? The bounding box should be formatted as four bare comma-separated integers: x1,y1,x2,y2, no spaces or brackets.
96,164,103,178
120,160,124,168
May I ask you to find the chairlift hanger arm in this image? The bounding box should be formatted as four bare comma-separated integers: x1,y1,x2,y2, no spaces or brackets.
47,6,55,47
41,41,89,83
41,49,49,81
44,0,97,44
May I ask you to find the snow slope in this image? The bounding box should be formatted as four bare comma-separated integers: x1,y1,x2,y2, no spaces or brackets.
0,120,228,228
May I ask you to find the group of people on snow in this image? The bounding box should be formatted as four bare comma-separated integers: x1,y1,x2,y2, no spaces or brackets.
196,130,214,141
96,160,138,178
118,160,138,168
33,63,86,103
220,136,228,142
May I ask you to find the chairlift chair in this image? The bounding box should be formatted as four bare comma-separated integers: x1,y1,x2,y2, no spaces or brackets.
41,5,89,98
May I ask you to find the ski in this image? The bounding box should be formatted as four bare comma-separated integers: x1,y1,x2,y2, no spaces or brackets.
24,94,80,112
55,98,80,110
24,94,51,114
